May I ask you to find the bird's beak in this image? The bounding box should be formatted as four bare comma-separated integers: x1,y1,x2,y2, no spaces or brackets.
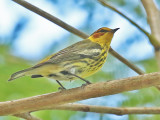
112,28,120,33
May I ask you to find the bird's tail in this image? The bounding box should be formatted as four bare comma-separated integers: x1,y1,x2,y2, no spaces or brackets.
8,67,34,81
8,62,57,81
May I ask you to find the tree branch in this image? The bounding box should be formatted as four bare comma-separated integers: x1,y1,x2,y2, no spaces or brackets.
141,0,160,42
1,72,160,116
98,0,150,37
12,0,144,75
141,0,160,69
13,103,160,118
47,103,160,115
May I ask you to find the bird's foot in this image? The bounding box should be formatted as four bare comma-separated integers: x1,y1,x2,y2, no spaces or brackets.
81,81,91,88
58,86,66,91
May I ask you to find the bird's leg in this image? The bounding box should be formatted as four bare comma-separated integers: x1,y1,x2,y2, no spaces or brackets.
56,80,66,90
69,73,91,85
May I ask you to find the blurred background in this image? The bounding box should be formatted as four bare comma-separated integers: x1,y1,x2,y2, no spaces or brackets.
0,0,160,119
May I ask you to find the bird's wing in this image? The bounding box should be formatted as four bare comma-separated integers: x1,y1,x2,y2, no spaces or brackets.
34,39,102,67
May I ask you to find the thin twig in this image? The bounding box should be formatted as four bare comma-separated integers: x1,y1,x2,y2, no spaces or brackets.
13,103,160,117
98,0,150,37
141,0,160,68
141,0,160,42
0,72,160,116
12,0,145,75
48,103,160,115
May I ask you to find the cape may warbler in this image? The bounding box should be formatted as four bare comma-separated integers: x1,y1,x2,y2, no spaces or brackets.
8,27,119,89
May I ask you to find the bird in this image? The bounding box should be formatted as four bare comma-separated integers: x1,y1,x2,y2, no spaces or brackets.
8,27,119,89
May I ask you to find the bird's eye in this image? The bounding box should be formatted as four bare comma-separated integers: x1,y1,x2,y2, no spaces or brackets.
98,29,109,32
